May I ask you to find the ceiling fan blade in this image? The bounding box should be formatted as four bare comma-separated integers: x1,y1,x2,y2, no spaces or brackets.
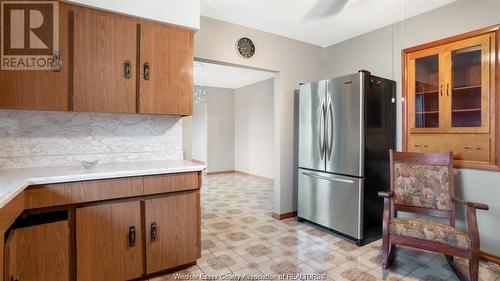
303,0,350,20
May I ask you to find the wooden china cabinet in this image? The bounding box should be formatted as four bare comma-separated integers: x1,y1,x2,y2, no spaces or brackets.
403,27,499,170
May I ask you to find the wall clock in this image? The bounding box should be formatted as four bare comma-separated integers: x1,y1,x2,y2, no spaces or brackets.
236,37,256,58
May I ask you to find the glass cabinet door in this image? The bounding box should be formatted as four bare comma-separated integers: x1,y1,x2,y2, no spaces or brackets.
447,34,491,132
409,52,443,130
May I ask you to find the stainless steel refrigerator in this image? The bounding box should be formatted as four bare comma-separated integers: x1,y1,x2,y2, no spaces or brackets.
297,70,395,245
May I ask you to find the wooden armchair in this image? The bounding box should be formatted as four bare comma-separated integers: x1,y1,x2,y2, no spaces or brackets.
379,150,489,281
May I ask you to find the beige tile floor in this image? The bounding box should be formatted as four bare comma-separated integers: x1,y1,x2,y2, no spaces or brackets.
152,173,500,281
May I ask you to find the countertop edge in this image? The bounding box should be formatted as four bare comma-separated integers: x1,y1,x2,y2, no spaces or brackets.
28,166,205,185
0,162,206,209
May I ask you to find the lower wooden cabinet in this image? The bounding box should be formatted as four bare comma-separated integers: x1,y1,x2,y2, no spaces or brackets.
76,201,144,281
76,191,201,279
144,191,201,273
4,220,70,281
1,172,202,280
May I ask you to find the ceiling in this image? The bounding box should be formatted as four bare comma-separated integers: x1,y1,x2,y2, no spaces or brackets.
200,0,456,47
194,61,275,89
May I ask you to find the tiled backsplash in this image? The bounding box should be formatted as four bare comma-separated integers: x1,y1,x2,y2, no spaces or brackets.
0,110,183,169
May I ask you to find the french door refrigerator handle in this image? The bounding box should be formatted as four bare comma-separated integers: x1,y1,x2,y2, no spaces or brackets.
318,96,326,160
326,94,334,160
302,172,354,184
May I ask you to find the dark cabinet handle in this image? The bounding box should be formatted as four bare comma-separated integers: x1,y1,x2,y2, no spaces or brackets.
151,222,158,242
144,62,151,80
446,83,450,96
128,225,136,247
124,60,132,79
414,144,428,148
464,146,481,151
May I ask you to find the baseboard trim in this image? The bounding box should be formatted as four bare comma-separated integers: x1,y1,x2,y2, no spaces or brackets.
205,170,273,181
481,251,500,265
206,170,235,175
191,159,205,165
272,211,297,220
234,170,273,181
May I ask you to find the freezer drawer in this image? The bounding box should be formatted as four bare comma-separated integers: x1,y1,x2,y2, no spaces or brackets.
297,169,363,240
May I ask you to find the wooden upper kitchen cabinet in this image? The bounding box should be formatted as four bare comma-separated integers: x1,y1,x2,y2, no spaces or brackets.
71,5,138,113
139,22,194,115
4,220,69,281
0,2,194,115
144,191,200,274
404,29,498,169
0,3,70,111
76,201,144,281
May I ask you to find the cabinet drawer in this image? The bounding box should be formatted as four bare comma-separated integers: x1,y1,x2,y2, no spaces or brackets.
25,177,143,209
408,134,490,162
143,172,200,195
452,135,490,162
408,135,446,153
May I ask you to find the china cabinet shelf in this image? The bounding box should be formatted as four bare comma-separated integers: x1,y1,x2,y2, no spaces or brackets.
416,90,439,95
453,85,481,91
416,111,440,114
452,108,481,113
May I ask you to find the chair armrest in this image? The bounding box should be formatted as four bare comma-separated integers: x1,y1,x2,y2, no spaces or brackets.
452,197,489,211
452,197,489,251
378,191,393,198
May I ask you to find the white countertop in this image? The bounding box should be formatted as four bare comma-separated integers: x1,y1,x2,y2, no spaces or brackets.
0,160,206,208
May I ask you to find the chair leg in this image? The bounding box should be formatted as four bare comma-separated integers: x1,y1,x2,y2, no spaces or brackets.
469,253,479,281
382,241,394,270
382,236,389,269
446,255,468,281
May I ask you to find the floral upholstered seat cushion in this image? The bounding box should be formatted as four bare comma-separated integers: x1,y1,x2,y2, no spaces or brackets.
389,217,470,249
394,162,453,211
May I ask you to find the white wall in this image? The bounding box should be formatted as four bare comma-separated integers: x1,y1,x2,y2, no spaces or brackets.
206,87,235,173
192,100,208,163
195,16,324,215
323,0,500,254
182,117,192,160
234,78,274,179
183,99,208,163
67,0,200,29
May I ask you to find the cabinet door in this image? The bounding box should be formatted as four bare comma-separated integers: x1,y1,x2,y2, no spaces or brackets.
76,201,143,281
4,221,69,281
408,47,446,132
444,33,494,133
144,191,200,274
139,22,193,115
73,6,137,113
0,3,70,111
